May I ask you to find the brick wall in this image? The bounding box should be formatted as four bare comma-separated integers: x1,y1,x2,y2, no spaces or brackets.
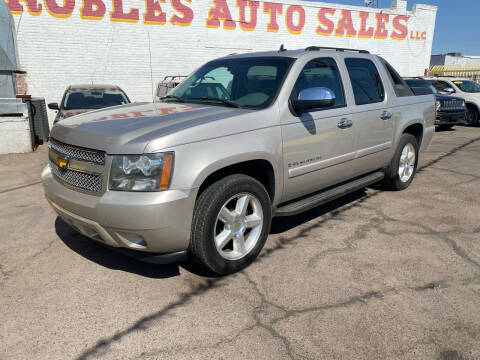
7,0,437,125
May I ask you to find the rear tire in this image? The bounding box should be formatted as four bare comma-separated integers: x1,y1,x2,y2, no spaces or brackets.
382,133,419,191
188,174,272,275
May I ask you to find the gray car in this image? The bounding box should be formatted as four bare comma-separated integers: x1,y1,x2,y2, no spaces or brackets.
42,47,435,274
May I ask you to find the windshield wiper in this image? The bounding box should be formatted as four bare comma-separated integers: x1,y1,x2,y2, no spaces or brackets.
187,97,241,108
160,95,185,103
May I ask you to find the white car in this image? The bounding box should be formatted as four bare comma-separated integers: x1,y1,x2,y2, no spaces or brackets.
425,77,480,126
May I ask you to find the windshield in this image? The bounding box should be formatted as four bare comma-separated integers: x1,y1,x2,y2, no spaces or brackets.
405,79,438,94
453,80,480,93
63,88,130,110
165,57,294,109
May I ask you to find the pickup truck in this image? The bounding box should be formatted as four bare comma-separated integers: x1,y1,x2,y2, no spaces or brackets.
42,47,435,275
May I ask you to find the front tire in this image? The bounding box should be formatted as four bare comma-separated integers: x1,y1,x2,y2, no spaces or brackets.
465,105,479,126
189,174,272,275
383,133,419,191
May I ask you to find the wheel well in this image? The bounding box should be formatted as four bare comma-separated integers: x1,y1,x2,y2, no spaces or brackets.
198,160,275,202
403,123,423,147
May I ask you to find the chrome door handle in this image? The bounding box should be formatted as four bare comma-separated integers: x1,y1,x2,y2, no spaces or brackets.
381,111,393,120
337,119,353,129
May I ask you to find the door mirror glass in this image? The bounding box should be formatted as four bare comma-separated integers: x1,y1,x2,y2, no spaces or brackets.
48,102,59,110
291,87,336,113
443,87,455,94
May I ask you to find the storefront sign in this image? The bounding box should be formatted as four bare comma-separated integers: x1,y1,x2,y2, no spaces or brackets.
7,0,428,41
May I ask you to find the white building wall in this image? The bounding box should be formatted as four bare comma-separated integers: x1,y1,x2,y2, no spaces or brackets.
7,0,437,126
445,55,480,66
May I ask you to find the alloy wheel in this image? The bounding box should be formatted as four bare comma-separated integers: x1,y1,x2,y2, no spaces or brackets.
398,143,416,183
214,193,263,260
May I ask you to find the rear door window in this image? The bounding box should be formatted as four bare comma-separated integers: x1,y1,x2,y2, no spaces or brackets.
380,59,413,97
345,58,385,105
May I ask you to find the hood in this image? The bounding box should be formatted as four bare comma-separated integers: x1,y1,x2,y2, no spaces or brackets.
60,109,90,119
463,92,480,104
435,94,464,102
50,101,254,154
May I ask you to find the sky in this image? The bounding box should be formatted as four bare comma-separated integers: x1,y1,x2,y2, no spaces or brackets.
303,0,480,55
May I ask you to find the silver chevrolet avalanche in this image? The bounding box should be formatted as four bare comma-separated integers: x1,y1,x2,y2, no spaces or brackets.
42,47,435,274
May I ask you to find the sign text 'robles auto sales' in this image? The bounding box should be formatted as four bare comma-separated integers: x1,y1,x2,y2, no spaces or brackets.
7,0,428,41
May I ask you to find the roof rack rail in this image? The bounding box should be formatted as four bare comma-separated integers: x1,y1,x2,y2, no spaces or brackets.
305,46,370,54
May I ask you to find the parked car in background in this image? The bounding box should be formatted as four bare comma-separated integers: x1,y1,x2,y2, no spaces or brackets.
48,85,130,124
154,76,187,102
42,47,435,275
404,77,466,130
425,77,480,126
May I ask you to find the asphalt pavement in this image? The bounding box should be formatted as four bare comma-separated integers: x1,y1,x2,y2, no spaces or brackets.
0,126,479,360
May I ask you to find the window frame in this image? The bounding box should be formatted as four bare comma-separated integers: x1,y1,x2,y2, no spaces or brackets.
344,57,386,106
289,56,347,112
378,58,413,97
430,80,455,93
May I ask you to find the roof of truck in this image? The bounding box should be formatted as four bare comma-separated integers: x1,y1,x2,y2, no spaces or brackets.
67,84,123,91
221,47,371,60
424,77,471,81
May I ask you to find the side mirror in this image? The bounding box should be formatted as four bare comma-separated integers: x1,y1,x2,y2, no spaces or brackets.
48,102,59,110
443,87,455,94
291,87,336,113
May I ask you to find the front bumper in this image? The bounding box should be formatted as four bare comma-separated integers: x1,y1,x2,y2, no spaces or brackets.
435,111,466,125
42,165,197,254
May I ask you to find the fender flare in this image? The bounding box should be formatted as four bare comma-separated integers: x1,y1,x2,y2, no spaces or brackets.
191,152,282,201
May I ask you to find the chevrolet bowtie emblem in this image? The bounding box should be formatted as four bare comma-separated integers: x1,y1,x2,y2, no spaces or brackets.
56,155,69,169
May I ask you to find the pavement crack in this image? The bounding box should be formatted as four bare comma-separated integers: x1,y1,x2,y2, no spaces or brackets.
430,166,480,180
310,204,480,272
417,136,480,174
75,278,227,360
0,263,12,285
0,239,57,287
74,136,480,360
243,272,313,360
308,215,384,267
0,181,42,194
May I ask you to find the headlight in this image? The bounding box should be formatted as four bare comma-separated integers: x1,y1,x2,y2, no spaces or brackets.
109,153,174,192
436,100,441,111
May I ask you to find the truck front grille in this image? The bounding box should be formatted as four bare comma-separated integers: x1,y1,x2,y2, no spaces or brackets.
49,160,103,193
441,99,465,111
48,138,105,194
49,138,106,165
